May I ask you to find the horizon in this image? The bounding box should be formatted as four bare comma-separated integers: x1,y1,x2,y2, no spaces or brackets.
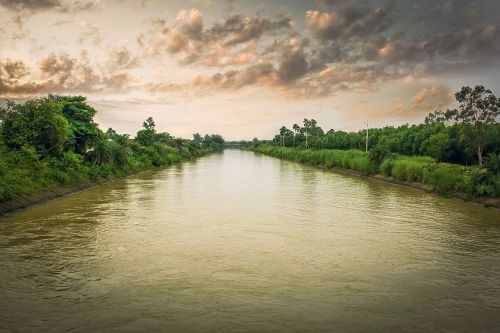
1,0,500,140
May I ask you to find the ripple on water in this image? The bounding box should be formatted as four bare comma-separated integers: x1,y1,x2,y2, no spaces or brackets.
0,150,499,332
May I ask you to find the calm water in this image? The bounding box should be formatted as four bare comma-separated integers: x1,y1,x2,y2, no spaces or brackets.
1,149,499,332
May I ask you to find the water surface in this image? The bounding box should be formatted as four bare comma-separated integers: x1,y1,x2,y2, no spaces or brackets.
1,150,499,332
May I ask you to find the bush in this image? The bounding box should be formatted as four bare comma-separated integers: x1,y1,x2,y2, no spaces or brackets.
461,168,496,197
423,164,463,195
369,144,391,166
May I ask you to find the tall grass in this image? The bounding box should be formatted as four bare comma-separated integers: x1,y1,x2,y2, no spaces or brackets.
254,146,499,198
254,146,377,175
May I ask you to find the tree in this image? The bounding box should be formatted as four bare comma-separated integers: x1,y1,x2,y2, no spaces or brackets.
193,133,202,144
279,126,290,147
302,119,311,148
485,153,500,175
435,86,500,166
421,131,453,162
301,119,323,148
292,123,300,147
106,128,130,147
369,143,391,166
87,140,113,165
252,137,260,147
143,117,155,131
136,116,157,146
1,98,69,157
155,132,171,146
46,95,102,154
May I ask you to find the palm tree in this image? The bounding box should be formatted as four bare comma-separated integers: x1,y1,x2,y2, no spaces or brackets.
292,123,300,147
87,140,113,165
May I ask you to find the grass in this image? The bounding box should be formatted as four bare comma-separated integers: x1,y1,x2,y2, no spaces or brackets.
254,145,499,198
254,146,377,174
0,143,215,202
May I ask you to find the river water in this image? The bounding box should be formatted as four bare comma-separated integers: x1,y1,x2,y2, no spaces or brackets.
1,149,499,332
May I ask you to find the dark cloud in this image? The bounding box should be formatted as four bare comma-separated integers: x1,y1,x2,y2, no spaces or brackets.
2,1,500,101
143,9,293,66
131,1,500,99
306,0,500,82
0,0,101,12
276,38,309,83
208,13,292,46
306,1,396,40
0,59,30,80
0,0,60,11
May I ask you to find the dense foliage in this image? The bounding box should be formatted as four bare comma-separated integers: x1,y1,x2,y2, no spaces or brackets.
259,86,500,166
251,86,500,199
0,95,224,202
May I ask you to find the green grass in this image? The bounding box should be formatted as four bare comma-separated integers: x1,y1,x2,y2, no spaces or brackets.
254,145,499,198
254,146,377,175
0,143,214,202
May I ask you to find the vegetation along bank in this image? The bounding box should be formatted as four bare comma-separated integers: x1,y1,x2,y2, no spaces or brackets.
0,95,224,214
250,86,500,208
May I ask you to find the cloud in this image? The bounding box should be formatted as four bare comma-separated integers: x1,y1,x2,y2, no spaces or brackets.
306,3,396,40
208,13,293,46
389,85,454,118
276,38,309,83
107,46,140,70
0,53,136,97
304,1,500,90
0,0,60,11
142,9,293,66
411,85,453,107
0,0,101,12
2,1,500,103
78,21,102,45
201,42,257,67
0,59,30,80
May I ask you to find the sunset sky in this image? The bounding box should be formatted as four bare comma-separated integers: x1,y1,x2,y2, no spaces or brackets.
1,0,499,139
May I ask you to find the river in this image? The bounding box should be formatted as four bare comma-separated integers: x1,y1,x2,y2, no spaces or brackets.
1,149,499,332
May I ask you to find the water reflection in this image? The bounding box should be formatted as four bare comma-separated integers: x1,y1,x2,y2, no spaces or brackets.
0,149,499,332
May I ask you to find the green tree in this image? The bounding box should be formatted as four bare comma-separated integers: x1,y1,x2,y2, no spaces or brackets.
485,153,500,175
155,132,171,146
46,95,102,154
136,117,157,146
292,123,300,147
369,143,391,166
421,131,453,162
193,133,202,144
87,140,113,165
0,98,69,157
301,119,323,148
438,86,500,166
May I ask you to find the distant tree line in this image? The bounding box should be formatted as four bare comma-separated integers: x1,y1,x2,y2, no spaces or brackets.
251,86,499,168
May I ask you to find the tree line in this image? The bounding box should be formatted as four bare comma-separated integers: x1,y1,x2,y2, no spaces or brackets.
0,95,224,202
248,85,500,199
254,86,499,168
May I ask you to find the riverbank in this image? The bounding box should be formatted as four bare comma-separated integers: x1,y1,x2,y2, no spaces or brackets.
252,146,500,209
0,96,227,215
0,151,216,216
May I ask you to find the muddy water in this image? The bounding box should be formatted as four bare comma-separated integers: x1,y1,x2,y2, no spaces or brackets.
1,150,499,332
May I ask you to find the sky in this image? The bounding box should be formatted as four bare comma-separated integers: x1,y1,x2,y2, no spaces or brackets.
1,0,500,140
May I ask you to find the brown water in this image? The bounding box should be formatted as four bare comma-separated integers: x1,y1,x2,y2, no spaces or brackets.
1,149,499,332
